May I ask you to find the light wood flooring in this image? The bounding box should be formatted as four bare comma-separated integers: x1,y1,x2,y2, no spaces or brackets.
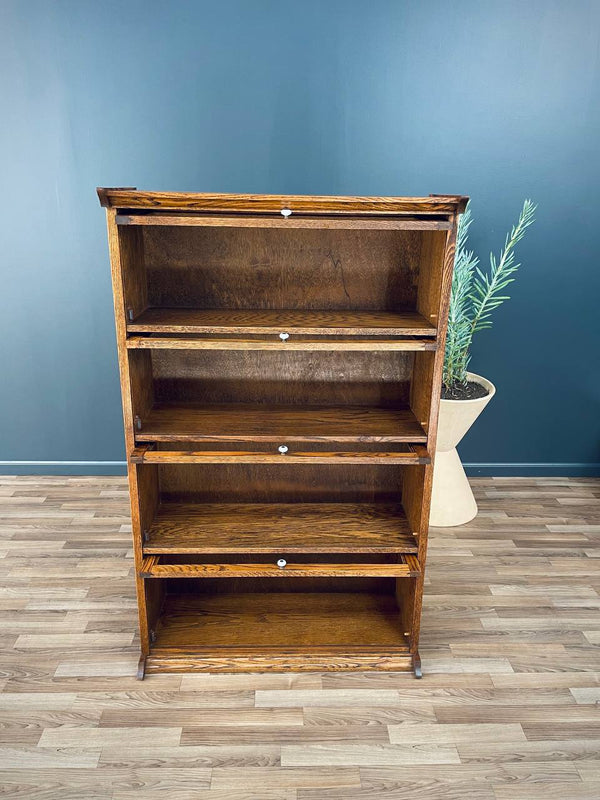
0,475,599,799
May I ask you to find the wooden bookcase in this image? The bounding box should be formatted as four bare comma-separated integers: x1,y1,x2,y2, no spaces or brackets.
98,189,466,678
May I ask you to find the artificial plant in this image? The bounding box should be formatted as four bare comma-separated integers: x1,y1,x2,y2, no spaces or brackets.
443,199,537,395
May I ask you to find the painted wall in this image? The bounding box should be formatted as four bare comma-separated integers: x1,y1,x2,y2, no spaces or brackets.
1,0,599,475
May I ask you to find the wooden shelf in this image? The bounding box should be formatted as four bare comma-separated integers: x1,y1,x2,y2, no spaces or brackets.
128,308,437,337
143,502,418,554
152,591,410,650
135,403,427,443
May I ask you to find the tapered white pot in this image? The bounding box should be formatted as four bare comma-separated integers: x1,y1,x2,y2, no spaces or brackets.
430,372,496,527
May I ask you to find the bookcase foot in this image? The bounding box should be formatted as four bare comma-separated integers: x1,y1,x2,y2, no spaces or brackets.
412,652,422,678
137,654,147,680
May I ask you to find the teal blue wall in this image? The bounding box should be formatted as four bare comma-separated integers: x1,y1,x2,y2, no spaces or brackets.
1,0,599,475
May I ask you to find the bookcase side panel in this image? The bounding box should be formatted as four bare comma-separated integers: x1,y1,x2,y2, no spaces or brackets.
423,220,459,448
405,218,459,656
415,230,449,327
105,210,153,653
129,350,154,425
119,226,148,319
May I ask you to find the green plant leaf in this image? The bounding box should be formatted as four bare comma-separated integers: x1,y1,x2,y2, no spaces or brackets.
443,199,536,390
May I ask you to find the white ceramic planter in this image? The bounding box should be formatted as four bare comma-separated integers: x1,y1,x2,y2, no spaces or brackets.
430,372,496,527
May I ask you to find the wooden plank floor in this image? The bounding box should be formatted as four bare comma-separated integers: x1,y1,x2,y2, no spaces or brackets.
0,475,599,799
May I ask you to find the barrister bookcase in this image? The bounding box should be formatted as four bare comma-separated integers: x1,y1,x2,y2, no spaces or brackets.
98,188,466,678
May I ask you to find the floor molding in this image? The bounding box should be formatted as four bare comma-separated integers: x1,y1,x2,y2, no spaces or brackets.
0,461,127,476
464,462,600,477
1,461,599,477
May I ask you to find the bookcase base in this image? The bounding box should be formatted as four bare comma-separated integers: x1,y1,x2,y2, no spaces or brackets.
140,649,418,677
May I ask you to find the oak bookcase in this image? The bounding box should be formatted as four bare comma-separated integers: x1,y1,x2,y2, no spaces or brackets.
98,188,466,678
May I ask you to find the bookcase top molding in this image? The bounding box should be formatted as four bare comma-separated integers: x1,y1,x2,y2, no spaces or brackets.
97,187,468,216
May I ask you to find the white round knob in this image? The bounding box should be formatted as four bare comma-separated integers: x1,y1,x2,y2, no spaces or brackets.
277,558,287,568
280,208,292,218
278,445,288,454
279,332,289,341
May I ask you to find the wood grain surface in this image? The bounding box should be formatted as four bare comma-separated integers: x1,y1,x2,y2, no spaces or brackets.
108,195,460,680
139,558,419,579
142,502,418,554
147,349,414,408
116,213,453,230
151,591,412,647
127,308,437,337
134,404,428,443
1,475,599,799
126,336,438,352
130,448,430,465
97,188,468,214
141,225,424,311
